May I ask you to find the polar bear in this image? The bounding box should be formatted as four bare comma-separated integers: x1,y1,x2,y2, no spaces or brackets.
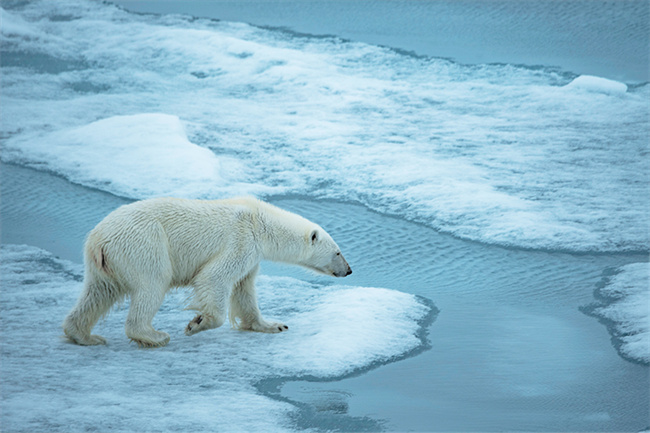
62,197,351,348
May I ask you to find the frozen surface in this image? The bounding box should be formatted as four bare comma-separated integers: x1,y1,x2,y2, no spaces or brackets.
1,113,249,198
564,75,628,95
0,244,430,432
589,263,650,364
112,0,650,83
2,0,649,252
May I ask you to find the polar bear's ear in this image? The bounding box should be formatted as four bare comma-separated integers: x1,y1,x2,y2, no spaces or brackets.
310,229,319,245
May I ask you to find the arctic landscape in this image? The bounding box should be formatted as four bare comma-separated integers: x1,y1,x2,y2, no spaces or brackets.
1,1,648,432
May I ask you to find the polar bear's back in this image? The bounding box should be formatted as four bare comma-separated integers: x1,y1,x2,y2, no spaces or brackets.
86,197,259,286
93,197,255,235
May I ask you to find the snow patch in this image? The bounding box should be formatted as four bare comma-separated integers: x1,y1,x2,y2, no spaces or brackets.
264,284,428,376
1,114,267,199
564,75,628,95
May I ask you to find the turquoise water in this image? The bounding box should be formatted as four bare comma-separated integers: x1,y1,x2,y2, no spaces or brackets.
2,162,648,431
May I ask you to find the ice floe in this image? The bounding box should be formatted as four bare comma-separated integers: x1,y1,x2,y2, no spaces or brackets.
0,244,432,431
1,0,648,254
586,262,649,365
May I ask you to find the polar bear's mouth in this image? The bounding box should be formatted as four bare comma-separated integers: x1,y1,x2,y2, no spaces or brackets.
301,264,335,277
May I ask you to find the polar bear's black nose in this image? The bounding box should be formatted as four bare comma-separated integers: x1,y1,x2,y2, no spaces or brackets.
335,266,352,277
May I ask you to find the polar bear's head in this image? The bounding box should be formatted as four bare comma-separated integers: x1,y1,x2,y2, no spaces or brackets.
302,228,352,278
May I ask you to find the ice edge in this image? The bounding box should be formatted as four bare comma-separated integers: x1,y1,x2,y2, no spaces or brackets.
580,266,650,366
254,295,439,431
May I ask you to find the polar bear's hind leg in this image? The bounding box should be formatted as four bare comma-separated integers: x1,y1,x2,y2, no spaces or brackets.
62,277,120,345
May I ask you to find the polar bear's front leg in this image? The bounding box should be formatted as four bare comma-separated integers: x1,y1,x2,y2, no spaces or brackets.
229,265,289,333
249,319,289,333
185,258,234,336
185,313,223,336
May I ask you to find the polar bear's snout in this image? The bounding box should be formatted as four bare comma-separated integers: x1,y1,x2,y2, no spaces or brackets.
333,254,352,277
336,264,352,277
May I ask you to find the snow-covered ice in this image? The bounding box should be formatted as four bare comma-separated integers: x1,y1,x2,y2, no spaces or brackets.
587,262,650,365
0,244,431,432
564,75,628,95
1,0,648,253
0,113,270,198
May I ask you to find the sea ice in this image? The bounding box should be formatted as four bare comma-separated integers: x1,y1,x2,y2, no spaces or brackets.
1,0,648,253
588,262,650,364
0,8,42,39
0,113,273,199
0,244,431,432
564,75,628,95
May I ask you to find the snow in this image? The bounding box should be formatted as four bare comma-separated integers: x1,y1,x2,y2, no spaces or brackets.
1,0,648,252
0,244,431,432
0,8,42,39
564,75,628,95
590,262,650,364
266,285,427,375
0,113,271,199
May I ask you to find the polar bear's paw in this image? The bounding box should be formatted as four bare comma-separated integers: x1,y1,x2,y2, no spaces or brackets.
129,331,170,348
185,314,222,336
248,320,289,333
83,334,108,345
64,333,107,346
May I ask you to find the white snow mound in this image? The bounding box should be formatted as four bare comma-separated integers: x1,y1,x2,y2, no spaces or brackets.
1,114,236,199
564,75,628,95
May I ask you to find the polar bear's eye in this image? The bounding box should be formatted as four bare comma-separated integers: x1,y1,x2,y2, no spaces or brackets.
336,252,341,256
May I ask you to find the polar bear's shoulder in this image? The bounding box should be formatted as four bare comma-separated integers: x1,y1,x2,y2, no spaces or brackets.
216,197,282,218
216,197,315,232
216,196,263,210
119,197,314,233
133,196,259,213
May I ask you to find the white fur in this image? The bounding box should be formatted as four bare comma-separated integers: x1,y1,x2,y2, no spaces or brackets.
62,197,351,347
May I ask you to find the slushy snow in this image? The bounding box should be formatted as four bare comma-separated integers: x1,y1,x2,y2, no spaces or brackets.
0,244,431,432
1,0,648,252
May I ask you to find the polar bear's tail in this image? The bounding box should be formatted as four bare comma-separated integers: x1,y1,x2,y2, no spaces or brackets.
62,247,123,346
